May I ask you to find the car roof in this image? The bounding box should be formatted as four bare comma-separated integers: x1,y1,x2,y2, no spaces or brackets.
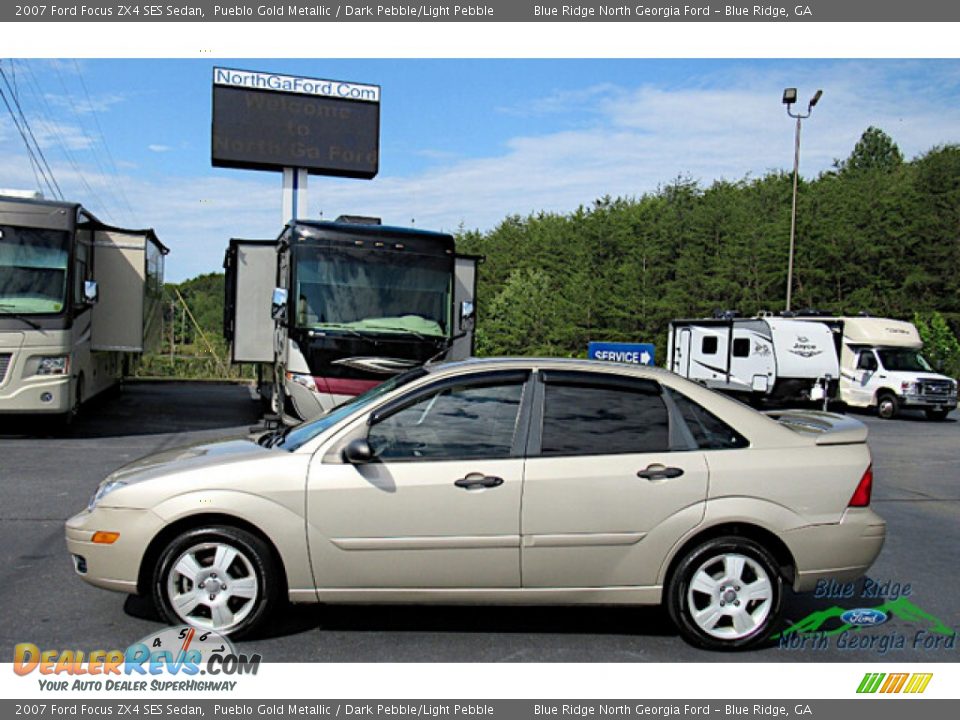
425,356,676,380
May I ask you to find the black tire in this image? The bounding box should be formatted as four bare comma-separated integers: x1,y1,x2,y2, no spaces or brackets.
152,525,280,639
876,392,899,420
925,408,950,421
666,536,783,651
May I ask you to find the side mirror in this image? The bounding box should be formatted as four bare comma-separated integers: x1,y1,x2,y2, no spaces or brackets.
342,438,374,465
83,280,99,304
271,287,288,321
460,299,475,330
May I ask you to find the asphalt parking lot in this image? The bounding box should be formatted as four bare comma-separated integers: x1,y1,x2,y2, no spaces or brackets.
0,381,957,662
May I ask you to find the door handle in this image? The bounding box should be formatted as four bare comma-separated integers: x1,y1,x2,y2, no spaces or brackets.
637,464,684,480
454,473,504,489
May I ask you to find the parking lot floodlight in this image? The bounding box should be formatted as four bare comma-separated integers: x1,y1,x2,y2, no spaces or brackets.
782,88,797,105
809,89,823,109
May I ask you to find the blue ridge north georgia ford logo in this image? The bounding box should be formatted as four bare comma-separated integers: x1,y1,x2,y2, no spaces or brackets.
840,608,889,627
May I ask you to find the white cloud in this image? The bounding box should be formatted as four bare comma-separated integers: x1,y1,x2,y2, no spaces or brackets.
44,91,125,115
148,144,171,153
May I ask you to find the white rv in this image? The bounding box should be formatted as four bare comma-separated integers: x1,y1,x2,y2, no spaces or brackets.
795,316,957,420
667,316,839,403
223,218,479,423
0,195,167,423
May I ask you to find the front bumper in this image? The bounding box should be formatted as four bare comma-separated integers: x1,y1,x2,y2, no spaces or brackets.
786,507,887,592
0,375,72,414
65,506,164,594
901,393,957,411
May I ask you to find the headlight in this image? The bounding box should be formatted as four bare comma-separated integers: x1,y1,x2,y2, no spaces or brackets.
88,479,127,511
36,356,70,375
286,372,317,391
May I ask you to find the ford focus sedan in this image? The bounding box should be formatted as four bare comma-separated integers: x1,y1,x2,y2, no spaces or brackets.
66,358,885,650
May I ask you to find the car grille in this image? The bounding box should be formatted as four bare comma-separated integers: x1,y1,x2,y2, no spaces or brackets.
0,353,11,384
918,379,955,397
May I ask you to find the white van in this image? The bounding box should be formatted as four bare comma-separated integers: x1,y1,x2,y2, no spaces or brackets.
797,316,957,420
667,316,839,404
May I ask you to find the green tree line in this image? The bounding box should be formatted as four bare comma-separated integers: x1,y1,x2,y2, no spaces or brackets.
456,128,960,376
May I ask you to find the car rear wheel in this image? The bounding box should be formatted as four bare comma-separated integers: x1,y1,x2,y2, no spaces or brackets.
876,392,898,420
152,525,279,639
667,536,782,651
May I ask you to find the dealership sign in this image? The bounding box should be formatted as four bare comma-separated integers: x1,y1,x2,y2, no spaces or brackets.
211,67,381,179
588,342,655,366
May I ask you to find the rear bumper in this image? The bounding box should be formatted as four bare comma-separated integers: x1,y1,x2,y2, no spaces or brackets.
786,507,886,591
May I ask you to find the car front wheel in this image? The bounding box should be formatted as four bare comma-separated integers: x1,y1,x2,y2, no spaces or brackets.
876,393,899,420
667,536,782,650
152,525,279,639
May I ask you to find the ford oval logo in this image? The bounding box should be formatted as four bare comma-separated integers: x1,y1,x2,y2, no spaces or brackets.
841,608,889,627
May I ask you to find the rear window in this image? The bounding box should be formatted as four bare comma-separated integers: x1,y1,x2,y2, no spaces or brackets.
666,388,749,450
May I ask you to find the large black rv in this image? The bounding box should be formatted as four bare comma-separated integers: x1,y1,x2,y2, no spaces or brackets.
224,217,479,422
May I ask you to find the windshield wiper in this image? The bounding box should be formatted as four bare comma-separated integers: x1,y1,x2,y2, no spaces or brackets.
0,305,41,329
310,323,365,339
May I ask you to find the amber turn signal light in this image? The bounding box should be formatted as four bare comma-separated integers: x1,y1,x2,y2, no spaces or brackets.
91,531,120,544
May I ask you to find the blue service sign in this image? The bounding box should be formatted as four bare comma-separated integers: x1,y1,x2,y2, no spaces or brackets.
588,342,655,366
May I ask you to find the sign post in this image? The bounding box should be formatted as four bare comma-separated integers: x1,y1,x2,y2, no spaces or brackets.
281,167,308,223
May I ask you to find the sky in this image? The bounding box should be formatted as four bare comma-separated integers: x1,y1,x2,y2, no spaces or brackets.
2,58,960,282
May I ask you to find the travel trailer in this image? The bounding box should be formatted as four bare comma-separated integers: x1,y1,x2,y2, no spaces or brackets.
223,217,479,422
795,315,957,420
667,315,839,404
0,194,167,422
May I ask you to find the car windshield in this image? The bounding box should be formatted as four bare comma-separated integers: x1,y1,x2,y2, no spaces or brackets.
293,245,451,337
276,367,429,452
0,225,69,314
877,348,933,373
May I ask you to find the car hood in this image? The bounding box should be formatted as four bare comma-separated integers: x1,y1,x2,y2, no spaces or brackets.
107,437,272,485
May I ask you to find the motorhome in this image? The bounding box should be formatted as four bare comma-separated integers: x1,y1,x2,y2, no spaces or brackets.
795,315,957,420
0,194,167,422
667,315,839,404
224,217,479,422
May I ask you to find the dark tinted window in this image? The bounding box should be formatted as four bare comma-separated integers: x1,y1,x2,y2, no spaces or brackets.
540,376,669,456
667,388,748,450
702,336,719,354
732,338,750,357
369,380,524,461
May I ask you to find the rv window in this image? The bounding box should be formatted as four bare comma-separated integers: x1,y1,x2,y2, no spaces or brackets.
665,388,749,450
857,352,878,371
732,338,750,357
701,336,719,355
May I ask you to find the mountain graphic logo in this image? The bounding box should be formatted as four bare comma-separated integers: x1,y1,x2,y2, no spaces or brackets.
775,597,955,639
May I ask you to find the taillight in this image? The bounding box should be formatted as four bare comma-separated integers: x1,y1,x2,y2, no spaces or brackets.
849,464,873,507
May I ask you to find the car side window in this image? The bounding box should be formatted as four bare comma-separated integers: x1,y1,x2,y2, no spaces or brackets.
539,375,670,456
368,380,525,461
665,387,749,450
732,338,750,357
702,336,719,354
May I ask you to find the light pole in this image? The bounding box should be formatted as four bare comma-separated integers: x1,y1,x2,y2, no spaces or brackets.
782,87,822,312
